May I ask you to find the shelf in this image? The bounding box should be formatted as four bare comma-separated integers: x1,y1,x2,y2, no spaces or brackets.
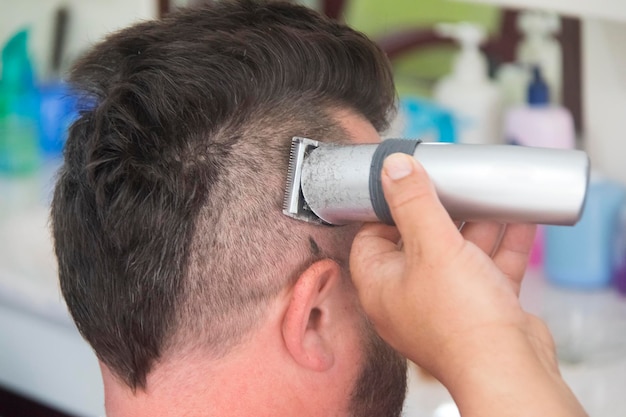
454,0,626,22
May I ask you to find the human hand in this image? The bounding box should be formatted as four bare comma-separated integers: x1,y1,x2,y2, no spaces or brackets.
350,153,586,416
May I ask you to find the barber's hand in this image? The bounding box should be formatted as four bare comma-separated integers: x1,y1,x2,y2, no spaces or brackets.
350,153,586,417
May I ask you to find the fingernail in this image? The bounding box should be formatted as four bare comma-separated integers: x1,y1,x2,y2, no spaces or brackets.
384,153,414,180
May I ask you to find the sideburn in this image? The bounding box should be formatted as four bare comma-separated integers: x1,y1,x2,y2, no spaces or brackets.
348,319,408,417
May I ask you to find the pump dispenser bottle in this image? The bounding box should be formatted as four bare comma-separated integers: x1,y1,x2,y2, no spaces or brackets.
505,66,575,268
505,66,574,149
517,11,562,104
433,22,502,145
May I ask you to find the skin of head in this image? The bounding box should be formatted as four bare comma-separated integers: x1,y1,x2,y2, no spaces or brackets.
51,1,407,416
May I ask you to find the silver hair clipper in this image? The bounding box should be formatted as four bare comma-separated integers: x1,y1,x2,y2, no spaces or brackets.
283,137,590,226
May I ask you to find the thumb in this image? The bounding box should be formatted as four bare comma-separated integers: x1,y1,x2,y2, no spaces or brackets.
381,153,462,259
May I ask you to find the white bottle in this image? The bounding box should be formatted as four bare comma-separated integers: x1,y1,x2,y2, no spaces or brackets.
505,66,574,149
496,63,530,108
433,22,502,145
517,10,562,104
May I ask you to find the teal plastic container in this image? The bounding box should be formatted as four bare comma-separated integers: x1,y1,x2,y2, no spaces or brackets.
399,97,456,143
545,178,626,289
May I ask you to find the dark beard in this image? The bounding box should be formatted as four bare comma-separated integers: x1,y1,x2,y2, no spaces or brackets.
348,322,408,417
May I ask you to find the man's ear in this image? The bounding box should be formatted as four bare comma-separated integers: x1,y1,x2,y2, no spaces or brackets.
281,259,344,372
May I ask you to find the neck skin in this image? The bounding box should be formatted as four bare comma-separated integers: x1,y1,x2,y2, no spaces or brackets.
101,287,362,417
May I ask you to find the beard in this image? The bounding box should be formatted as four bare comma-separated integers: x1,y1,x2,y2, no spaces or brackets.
348,320,408,417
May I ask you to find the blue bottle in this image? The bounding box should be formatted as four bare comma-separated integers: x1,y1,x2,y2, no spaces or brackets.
39,81,78,158
545,177,626,289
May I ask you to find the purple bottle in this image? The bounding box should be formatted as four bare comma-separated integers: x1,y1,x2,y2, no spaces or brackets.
614,206,626,295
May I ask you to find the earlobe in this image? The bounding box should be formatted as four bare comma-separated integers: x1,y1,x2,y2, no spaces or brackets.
282,259,344,372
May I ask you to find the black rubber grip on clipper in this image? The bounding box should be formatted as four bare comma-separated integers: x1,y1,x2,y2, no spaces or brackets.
369,139,421,225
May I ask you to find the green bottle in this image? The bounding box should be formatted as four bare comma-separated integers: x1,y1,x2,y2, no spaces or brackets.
0,29,40,176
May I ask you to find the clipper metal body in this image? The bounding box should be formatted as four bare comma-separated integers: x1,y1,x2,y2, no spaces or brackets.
283,137,590,226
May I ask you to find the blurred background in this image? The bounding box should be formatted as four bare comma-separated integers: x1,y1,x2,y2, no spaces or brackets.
1,0,626,416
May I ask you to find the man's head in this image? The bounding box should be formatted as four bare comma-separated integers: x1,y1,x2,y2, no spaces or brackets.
52,1,406,415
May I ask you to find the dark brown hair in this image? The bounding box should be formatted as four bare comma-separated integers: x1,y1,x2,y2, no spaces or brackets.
52,0,395,390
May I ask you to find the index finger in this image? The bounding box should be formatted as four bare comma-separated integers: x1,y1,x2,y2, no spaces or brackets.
492,223,537,294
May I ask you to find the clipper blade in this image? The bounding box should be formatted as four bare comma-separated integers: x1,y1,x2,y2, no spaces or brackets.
282,137,324,224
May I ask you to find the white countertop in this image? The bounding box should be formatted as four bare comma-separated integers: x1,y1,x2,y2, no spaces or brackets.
1,170,626,417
